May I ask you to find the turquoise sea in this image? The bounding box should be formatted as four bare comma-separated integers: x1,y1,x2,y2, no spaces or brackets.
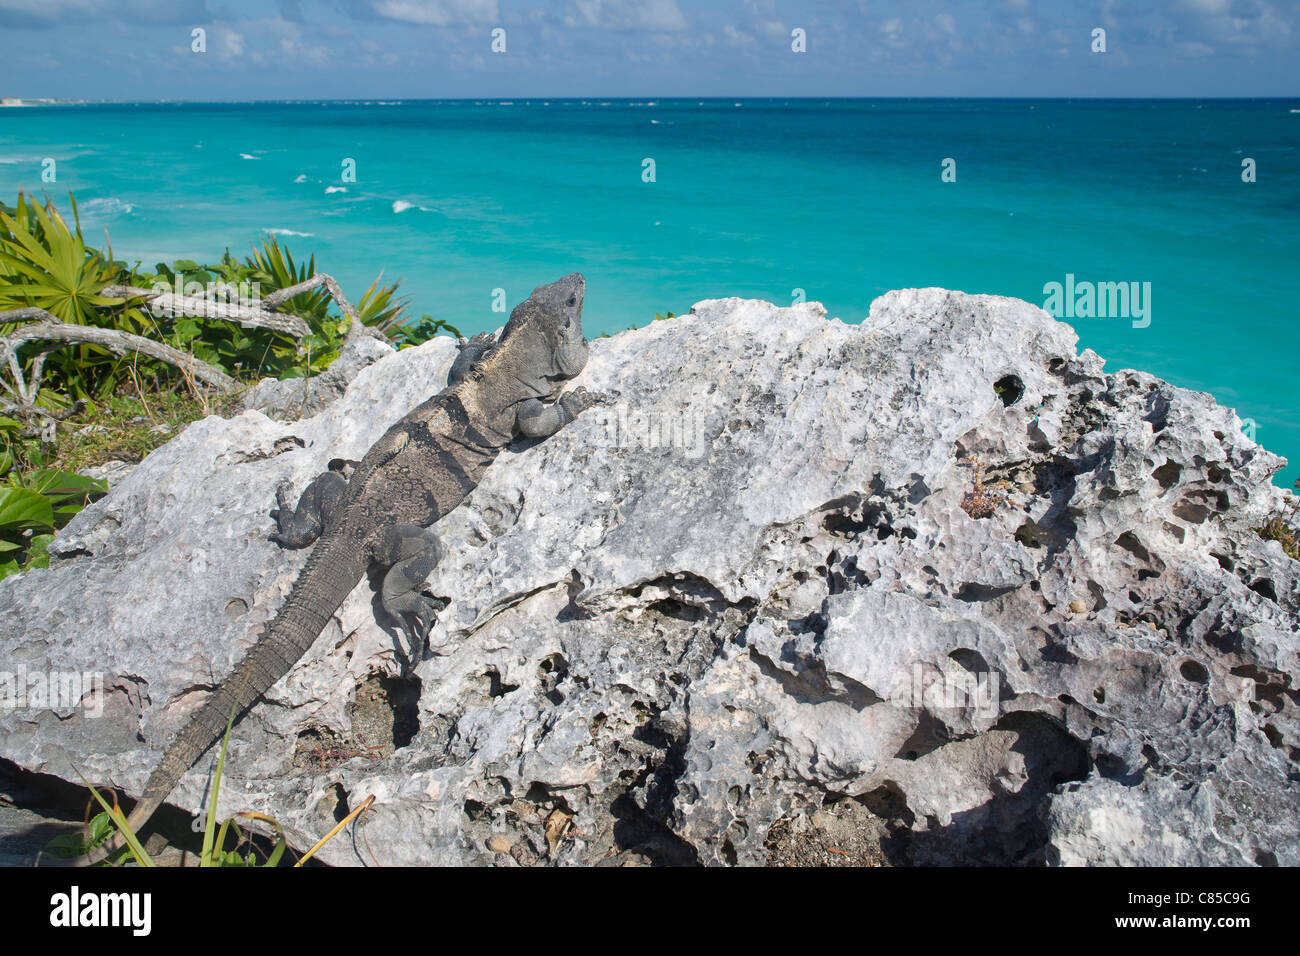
1,99,1297,487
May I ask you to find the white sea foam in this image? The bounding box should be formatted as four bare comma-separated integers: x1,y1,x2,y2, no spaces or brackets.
240,153,261,160
392,199,437,214
81,197,134,217
293,173,308,183
325,186,347,193
264,227,312,237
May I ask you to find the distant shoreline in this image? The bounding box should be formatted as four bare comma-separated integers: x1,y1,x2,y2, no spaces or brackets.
1,95,1298,108
0,98,75,107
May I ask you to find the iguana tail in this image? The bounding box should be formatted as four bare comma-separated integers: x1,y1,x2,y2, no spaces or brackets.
74,529,369,866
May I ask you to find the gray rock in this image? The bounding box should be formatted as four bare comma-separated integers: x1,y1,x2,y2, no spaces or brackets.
76,459,136,487
240,334,395,421
1,289,1296,866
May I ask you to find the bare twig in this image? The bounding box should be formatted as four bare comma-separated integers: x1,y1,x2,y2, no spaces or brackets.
261,274,385,342
100,285,311,338
0,309,237,399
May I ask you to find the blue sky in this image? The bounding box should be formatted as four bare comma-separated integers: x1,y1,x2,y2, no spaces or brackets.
0,0,1296,99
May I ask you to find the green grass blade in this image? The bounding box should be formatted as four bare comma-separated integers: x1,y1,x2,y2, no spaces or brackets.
199,672,249,867
76,774,154,866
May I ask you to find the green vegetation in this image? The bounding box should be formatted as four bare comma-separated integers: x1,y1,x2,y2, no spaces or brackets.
0,190,461,580
1254,481,1300,560
45,683,373,866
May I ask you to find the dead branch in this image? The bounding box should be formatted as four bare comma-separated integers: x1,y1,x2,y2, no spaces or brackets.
100,285,310,338
261,274,386,341
0,308,237,402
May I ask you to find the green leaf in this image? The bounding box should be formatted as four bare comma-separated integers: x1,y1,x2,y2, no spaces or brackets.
0,487,54,531
24,533,53,569
173,317,201,341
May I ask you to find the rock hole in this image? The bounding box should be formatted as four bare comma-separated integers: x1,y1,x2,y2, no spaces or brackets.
1173,500,1211,524
223,598,248,618
1255,849,1278,867
347,672,421,754
1015,521,1043,549
484,667,519,699
1179,660,1209,684
1115,531,1152,563
1151,460,1181,490
721,837,738,866
1213,553,1234,571
1249,579,1278,603
994,374,1024,407
324,782,351,823
955,582,1018,602
1093,687,1105,704
948,648,988,672
538,653,569,705
1162,521,1185,543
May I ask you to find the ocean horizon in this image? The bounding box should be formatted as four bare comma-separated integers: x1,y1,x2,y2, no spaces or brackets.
2,97,1296,486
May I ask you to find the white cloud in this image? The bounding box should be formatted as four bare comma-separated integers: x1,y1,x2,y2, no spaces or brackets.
367,0,498,26
216,29,245,60
723,24,754,47
566,0,688,32
0,0,209,27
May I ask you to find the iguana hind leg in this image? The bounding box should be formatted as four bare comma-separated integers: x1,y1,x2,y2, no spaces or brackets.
269,459,356,547
372,523,443,644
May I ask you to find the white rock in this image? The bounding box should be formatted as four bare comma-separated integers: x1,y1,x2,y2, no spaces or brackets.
1,289,1296,866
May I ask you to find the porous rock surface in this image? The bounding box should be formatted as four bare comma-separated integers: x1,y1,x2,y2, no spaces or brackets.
1,288,1297,866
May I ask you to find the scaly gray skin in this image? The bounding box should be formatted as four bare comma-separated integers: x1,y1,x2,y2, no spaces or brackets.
75,273,598,865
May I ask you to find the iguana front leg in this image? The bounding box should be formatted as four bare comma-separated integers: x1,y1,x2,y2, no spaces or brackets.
269,459,358,547
448,332,496,386
517,386,603,438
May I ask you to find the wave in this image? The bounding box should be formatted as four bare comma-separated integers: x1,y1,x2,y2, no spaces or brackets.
81,197,134,217
239,153,261,160
293,173,308,183
325,185,347,194
263,227,313,237
392,199,439,214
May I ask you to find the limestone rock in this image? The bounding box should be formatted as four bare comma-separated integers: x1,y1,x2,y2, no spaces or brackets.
240,334,395,421
1,289,1295,866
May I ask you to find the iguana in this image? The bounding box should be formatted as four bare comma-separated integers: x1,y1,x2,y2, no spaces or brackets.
75,272,598,865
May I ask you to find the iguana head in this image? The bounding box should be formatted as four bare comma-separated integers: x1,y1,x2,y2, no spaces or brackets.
498,273,589,389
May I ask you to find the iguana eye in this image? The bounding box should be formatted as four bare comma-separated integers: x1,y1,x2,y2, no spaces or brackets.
567,296,576,307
